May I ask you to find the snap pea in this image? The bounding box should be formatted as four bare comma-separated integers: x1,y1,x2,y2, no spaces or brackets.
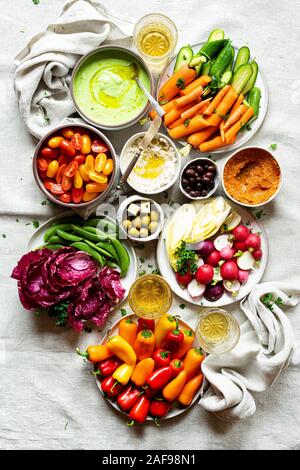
248,86,261,120
46,235,68,245
51,216,84,227
56,229,83,242
96,241,119,262
43,244,65,250
110,238,130,277
71,225,107,243
84,217,117,233
84,240,115,260
106,260,119,269
70,242,104,265
81,226,107,240
43,224,73,242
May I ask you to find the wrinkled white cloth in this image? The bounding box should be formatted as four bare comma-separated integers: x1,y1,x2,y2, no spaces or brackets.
199,280,300,421
13,0,131,139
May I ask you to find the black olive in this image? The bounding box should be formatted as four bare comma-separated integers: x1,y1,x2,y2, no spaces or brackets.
201,190,208,196
182,178,189,188
196,182,202,189
207,165,216,173
189,177,196,185
196,165,204,175
205,172,215,180
194,191,201,197
196,176,202,183
189,191,197,198
185,186,191,193
186,168,196,177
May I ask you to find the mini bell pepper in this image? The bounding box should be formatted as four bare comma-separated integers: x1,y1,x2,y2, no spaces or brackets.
183,348,205,381
150,399,171,419
128,396,150,425
154,314,177,348
146,366,173,391
113,363,135,386
117,385,142,411
106,335,136,366
131,358,155,387
162,370,187,402
169,359,184,377
176,329,195,359
162,320,184,355
101,376,124,398
137,318,155,333
134,329,155,361
153,348,171,368
177,373,203,407
119,317,138,347
144,386,158,398
76,344,113,363
94,357,122,378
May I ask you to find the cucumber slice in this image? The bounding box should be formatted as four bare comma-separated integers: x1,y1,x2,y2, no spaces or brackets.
248,86,261,120
198,39,228,60
174,45,193,72
201,59,213,76
207,28,225,41
231,64,253,94
210,41,234,80
219,70,232,88
242,61,259,94
234,46,250,73
189,54,206,67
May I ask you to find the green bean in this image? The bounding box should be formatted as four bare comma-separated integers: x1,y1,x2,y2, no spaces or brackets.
84,240,115,260
43,244,65,250
46,235,68,245
70,242,104,265
56,229,83,242
71,225,108,243
51,216,84,227
110,238,130,277
81,226,107,240
96,241,119,262
43,224,73,242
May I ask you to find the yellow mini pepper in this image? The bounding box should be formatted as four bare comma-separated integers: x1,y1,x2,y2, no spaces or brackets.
106,335,136,366
154,314,177,348
119,317,138,347
76,344,113,363
131,358,155,387
162,370,187,402
113,363,135,386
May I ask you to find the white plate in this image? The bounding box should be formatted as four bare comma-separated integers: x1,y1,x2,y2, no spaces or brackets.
95,313,207,422
26,211,137,306
156,203,268,308
157,43,268,154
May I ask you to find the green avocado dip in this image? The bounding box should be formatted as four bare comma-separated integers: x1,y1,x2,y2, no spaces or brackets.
73,50,151,126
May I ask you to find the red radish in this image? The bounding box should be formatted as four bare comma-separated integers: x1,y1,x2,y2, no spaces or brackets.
197,240,215,258
220,261,238,280
220,246,235,260
233,225,250,242
252,249,262,260
204,283,224,302
195,264,214,285
187,279,206,300
238,269,249,284
176,271,193,287
233,241,247,252
245,233,261,251
206,250,221,267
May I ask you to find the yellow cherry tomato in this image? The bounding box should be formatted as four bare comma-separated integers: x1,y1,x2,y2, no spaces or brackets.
48,136,63,149
46,160,59,178
88,171,108,184
94,153,107,173
84,155,94,172
103,158,114,176
61,128,74,139
78,164,90,182
86,182,108,193
74,170,83,189
81,135,92,155
82,191,98,202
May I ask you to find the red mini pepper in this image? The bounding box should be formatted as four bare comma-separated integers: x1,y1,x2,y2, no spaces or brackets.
128,396,150,425
162,322,184,355
169,359,184,377
95,357,122,378
144,386,158,399
153,348,171,368
117,385,142,412
101,376,123,398
150,399,171,419
137,318,155,333
146,366,172,391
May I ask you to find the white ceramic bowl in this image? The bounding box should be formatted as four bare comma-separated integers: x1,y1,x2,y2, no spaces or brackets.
117,195,164,243
120,132,181,195
222,146,282,208
179,157,219,200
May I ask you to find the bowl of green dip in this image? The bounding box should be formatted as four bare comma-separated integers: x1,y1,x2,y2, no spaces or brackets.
71,46,154,130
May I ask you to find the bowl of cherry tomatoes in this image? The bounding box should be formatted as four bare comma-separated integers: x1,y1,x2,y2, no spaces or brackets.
33,123,117,208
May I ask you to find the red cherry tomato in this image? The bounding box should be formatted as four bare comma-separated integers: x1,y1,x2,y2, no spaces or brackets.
50,183,65,195
64,160,78,178
40,147,58,159
72,187,84,204
73,154,86,165
43,179,54,191
91,139,109,153
58,154,70,166
37,157,48,172
59,139,76,157
60,192,72,203
61,173,73,191
38,170,47,180
55,163,67,184
71,133,82,151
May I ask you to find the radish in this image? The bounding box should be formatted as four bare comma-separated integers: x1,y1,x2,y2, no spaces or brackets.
214,234,233,251
245,233,261,251
238,269,250,284
206,250,221,267
213,267,223,282
196,240,215,258
233,225,250,242
195,256,204,268
220,246,235,260
176,271,193,287
204,283,224,302
252,249,263,260
195,264,214,285
220,260,239,280
223,280,241,293
237,251,255,270
233,241,247,252
187,279,206,300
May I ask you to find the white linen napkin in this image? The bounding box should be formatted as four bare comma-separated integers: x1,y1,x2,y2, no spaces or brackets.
199,279,300,421
13,0,132,139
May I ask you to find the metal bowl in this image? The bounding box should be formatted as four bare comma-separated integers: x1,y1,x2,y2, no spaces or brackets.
33,122,117,209
71,45,154,131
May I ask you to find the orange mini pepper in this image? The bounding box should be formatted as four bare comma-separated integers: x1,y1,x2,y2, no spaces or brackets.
176,328,195,359
183,348,205,381
154,314,177,348
131,358,155,387
162,370,187,402
134,329,155,361
119,317,138,347
177,373,203,406
76,344,113,363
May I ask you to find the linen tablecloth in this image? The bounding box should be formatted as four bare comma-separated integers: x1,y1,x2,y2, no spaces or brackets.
0,0,300,450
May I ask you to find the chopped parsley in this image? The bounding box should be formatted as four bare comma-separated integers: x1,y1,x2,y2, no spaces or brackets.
32,0,40,4
2,234,6,238
179,304,186,310
32,220,40,229
48,301,70,327
16,218,19,223
139,270,146,277
121,308,128,317
261,293,283,311
254,209,266,220
184,119,191,127
64,422,69,430
139,257,145,264
151,268,161,275
269,144,277,151
175,241,198,275
176,78,186,90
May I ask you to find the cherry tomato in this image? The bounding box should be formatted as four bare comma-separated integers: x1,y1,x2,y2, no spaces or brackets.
103,158,114,176
64,160,78,178
61,128,74,139
43,179,54,191
60,192,72,203
79,163,90,182
91,139,109,153
55,163,67,184
46,160,59,178
82,190,98,202
62,173,73,191
50,183,65,195
58,154,70,166
48,136,63,149
37,157,48,172
74,170,83,189
38,170,47,180
88,171,108,184
81,135,92,155
59,139,76,157
85,155,94,172
72,187,84,204
73,154,86,165
71,132,82,151
40,147,57,159
85,182,108,193
94,153,107,173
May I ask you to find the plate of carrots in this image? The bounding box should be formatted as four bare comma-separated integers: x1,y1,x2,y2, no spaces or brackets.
153,40,268,154
82,313,207,425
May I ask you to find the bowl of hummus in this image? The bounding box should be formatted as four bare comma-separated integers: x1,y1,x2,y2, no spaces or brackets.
71,46,154,130
222,147,282,207
120,132,181,195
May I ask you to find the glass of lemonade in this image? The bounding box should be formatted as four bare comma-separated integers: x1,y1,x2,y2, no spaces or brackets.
196,308,240,355
133,13,178,72
128,274,173,320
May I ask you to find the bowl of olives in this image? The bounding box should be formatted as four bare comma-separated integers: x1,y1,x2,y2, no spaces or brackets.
180,158,219,200
117,195,164,243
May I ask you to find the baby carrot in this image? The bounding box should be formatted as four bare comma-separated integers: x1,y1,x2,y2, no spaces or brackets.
187,127,217,148
205,87,239,127
158,64,197,102
199,135,225,153
223,103,248,131
149,98,177,120
181,98,212,121
228,93,244,117
168,115,210,139
203,85,231,116
164,103,191,127
225,106,254,143
174,86,203,108
180,75,211,96
220,120,226,142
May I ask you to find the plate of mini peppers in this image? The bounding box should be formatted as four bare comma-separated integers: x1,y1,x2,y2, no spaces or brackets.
77,313,206,425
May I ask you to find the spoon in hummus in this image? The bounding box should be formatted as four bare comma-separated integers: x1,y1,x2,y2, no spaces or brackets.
130,62,166,118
